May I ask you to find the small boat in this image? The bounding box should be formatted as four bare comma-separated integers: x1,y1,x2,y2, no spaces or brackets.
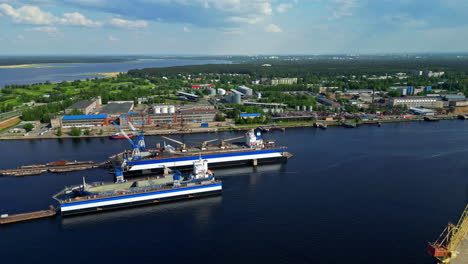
110,133,133,139
458,115,467,120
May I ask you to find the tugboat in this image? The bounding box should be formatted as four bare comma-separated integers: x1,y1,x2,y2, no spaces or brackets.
424,116,439,122
53,159,222,216
342,121,357,128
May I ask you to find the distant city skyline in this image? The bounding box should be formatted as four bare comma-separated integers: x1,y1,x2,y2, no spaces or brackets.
1,0,468,55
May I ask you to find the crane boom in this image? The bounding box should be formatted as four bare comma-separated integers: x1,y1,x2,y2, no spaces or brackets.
112,122,134,146
160,136,184,145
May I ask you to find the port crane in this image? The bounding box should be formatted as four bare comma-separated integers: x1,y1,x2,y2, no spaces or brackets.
160,136,187,152
188,138,219,150
112,121,141,160
124,115,146,151
220,136,244,149
428,204,468,263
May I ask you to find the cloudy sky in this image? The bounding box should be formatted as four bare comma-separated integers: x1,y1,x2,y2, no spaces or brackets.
0,0,467,55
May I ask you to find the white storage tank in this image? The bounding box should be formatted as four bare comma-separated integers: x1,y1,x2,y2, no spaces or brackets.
154,105,161,114
217,88,226,95
207,88,216,96
233,94,242,104
161,106,168,114
168,105,176,114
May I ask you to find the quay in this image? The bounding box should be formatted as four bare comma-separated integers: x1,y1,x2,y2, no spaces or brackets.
0,160,110,177
0,207,56,225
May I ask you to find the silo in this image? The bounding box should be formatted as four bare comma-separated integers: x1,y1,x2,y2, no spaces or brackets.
207,88,216,96
168,105,176,114
233,94,242,104
217,88,226,95
296,106,300,111
154,105,161,114
302,105,307,111
307,106,313,112
161,106,168,114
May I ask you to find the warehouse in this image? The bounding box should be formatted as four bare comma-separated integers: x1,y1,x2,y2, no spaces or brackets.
100,102,134,117
388,97,439,108
60,114,109,128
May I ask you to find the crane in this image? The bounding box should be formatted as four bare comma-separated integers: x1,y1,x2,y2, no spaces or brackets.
112,121,141,160
188,138,219,150
428,204,468,263
124,115,146,151
160,136,187,152
220,136,244,149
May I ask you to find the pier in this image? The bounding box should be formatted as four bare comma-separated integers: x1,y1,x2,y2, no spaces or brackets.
0,207,56,225
0,160,110,177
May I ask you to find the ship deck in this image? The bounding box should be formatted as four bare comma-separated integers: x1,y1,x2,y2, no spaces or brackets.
56,180,222,205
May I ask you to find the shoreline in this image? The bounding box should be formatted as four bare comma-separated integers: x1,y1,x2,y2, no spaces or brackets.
0,117,458,140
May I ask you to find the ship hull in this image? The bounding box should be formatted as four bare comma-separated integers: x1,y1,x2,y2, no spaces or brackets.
60,182,222,216
124,148,287,175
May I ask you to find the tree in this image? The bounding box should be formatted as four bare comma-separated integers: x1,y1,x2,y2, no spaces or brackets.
23,123,34,131
70,127,81,136
84,129,91,136
215,113,226,121
57,127,63,136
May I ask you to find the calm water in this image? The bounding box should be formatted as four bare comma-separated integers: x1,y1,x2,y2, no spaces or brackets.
0,59,230,87
1,121,468,264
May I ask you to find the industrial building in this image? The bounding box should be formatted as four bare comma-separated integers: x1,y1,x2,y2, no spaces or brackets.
239,113,262,119
388,97,439,108
271,78,298,85
65,97,101,115
317,97,341,108
55,114,109,128
100,101,134,117
409,107,436,116
389,86,432,96
237,85,253,96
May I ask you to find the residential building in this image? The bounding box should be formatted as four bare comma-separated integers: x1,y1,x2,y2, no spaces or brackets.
271,78,298,85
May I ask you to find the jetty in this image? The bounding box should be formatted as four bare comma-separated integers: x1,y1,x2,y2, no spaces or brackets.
0,160,110,177
0,206,56,225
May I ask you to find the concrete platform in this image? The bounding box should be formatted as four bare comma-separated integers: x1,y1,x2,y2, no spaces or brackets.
452,237,468,264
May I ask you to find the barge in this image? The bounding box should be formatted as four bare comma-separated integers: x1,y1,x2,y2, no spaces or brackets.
53,159,222,216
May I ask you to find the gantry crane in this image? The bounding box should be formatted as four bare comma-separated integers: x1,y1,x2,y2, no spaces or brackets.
112,121,141,162
124,115,146,151
428,204,468,263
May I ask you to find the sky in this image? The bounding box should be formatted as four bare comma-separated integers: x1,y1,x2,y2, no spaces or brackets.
0,0,468,55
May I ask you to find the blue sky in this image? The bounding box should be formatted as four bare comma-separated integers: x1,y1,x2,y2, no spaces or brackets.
0,0,467,55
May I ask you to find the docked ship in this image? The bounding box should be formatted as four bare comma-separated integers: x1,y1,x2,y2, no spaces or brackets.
110,133,133,139
53,159,222,216
110,123,292,176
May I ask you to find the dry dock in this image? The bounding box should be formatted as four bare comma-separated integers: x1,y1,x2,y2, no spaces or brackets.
0,207,56,225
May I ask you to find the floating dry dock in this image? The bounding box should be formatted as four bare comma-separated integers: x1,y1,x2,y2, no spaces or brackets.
0,207,56,225
0,160,110,177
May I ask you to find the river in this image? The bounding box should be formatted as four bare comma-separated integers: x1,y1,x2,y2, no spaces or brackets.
1,121,467,263
0,59,230,88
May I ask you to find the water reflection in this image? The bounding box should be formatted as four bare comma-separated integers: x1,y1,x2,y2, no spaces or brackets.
61,196,222,228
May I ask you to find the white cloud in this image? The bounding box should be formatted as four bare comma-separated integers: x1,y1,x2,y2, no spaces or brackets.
329,0,355,20
226,16,263,25
60,12,100,27
109,18,147,29
183,26,190,32
265,23,283,32
16,34,24,40
276,3,293,13
0,4,100,27
107,35,119,41
0,4,55,24
29,26,58,32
